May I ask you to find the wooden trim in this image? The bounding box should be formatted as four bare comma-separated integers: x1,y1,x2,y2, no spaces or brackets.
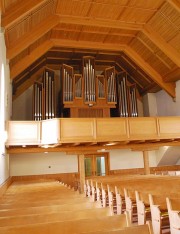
110,165,180,175
12,173,79,188
0,177,12,197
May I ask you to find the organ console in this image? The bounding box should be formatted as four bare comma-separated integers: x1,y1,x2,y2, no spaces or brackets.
33,56,138,119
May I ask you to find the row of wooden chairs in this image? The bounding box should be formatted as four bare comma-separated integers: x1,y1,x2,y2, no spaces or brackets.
0,179,153,234
84,174,180,234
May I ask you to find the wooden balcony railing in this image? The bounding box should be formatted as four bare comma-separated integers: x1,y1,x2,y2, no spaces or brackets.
6,117,180,147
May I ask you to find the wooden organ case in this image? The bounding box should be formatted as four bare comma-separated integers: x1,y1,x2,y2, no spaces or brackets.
62,56,117,118
33,57,138,119
33,68,56,120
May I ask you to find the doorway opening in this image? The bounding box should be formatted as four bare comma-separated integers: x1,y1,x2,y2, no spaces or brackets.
84,153,109,177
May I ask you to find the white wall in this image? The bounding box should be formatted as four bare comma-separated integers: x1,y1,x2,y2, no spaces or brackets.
10,152,78,176
176,158,180,165
155,81,180,116
142,93,157,117
143,82,180,117
109,149,157,170
12,86,33,120
10,149,158,177
0,29,11,185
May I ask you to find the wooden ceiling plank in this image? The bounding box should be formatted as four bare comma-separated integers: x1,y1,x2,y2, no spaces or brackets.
58,15,143,31
7,15,59,60
13,66,45,101
143,25,180,67
53,27,136,38
141,82,158,96
115,62,144,89
167,0,180,12
2,0,51,29
52,38,125,52
125,46,175,98
164,67,180,82
137,36,172,70
0,0,5,15
10,40,53,80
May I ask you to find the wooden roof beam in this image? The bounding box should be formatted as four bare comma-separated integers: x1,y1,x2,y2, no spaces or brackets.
143,25,180,67
6,140,180,154
52,38,126,52
167,0,180,12
164,68,180,82
58,15,143,31
7,14,59,60
125,46,175,98
10,40,53,80
1,0,53,29
13,66,45,101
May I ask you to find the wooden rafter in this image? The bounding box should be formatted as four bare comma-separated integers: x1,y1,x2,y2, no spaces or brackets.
1,0,52,29
0,0,5,15
13,66,45,100
58,15,143,31
125,46,175,98
164,68,180,82
6,140,180,154
167,0,180,12
143,25,180,67
7,14,58,60
10,40,53,79
52,38,126,52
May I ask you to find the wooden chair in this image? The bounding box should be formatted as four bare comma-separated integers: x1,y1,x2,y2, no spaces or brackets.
135,190,151,225
166,197,180,234
149,194,170,234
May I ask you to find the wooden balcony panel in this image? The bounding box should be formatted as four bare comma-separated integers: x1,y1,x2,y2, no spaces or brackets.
41,118,60,145
128,117,158,140
60,118,96,143
96,118,128,142
6,121,41,146
158,117,180,139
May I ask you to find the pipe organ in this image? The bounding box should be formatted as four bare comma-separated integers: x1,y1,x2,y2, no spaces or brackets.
33,82,43,121
117,72,138,117
33,56,138,119
63,64,73,103
62,56,117,117
33,68,56,120
83,56,96,103
105,67,116,103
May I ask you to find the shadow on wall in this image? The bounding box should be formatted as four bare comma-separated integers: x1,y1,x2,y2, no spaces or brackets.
157,146,180,166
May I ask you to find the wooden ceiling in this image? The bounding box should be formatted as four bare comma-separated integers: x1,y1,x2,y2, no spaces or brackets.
1,0,180,100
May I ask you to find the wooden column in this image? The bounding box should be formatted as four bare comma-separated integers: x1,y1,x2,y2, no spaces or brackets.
78,154,85,193
143,151,150,175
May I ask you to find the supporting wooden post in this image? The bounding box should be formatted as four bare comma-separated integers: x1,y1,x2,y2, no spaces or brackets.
143,151,150,175
78,154,85,193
